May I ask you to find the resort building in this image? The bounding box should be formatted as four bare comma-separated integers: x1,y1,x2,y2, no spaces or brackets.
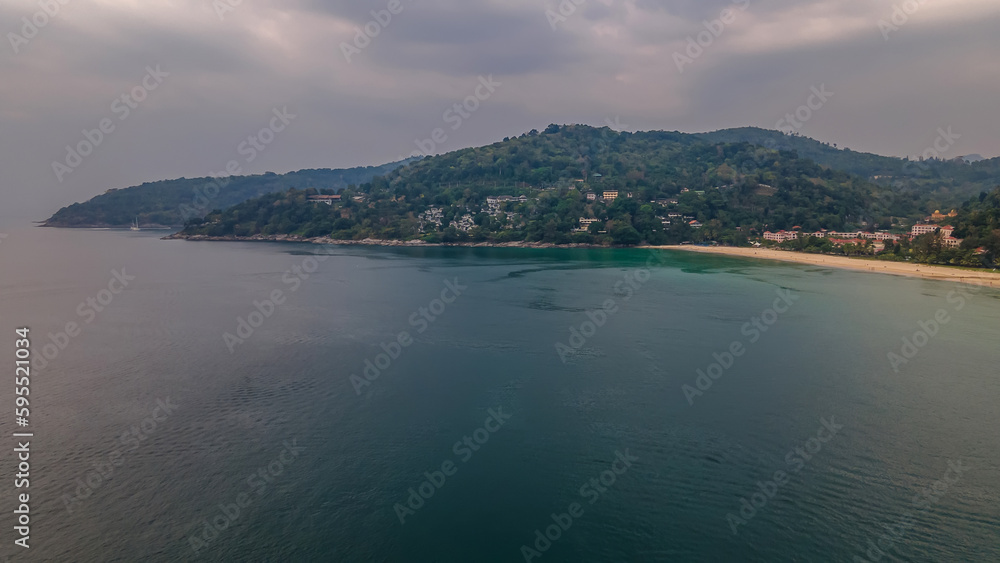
930,209,958,222
603,191,619,201
911,224,939,236
942,236,963,248
763,230,800,242
860,231,901,241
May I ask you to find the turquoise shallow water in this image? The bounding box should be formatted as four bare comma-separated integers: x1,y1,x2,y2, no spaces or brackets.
0,225,998,562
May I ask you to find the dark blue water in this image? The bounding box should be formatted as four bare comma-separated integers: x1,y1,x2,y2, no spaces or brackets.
0,225,997,562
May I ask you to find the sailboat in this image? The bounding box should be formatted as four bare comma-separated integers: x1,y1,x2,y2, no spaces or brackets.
130,217,140,231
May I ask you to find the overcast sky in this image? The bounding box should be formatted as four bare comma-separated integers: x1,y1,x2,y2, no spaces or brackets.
2,0,998,220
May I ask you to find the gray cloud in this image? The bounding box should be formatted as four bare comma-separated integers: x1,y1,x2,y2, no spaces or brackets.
0,0,998,221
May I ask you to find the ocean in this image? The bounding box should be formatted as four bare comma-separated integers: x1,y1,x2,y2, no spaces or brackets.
0,224,997,562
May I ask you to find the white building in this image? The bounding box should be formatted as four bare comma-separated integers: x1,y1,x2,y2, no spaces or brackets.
763,230,801,242
911,224,939,237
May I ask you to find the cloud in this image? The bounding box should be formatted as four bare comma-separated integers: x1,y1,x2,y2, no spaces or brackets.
0,0,998,219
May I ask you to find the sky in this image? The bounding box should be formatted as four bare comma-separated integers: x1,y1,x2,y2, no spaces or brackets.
1,0,998,220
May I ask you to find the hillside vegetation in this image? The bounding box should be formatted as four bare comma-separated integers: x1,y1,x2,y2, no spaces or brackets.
179,125,940,246
41,161,411,227
698,127,1000,206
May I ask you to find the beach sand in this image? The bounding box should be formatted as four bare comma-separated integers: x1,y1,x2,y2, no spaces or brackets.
652,246,1000,287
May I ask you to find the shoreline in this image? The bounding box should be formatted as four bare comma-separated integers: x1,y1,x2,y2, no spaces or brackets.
655,245,1000,287
161,232,612,249
40,224,179,230
163,233,1000,286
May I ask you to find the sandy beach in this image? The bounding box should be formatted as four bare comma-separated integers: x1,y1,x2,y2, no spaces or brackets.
654,245,1000,287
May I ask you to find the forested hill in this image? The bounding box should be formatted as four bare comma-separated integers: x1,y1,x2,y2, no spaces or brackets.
177,124,934,246
699,127,1000,205
40,161,413,228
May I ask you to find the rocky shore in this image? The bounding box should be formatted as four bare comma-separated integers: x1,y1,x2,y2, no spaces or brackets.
161,232,610,249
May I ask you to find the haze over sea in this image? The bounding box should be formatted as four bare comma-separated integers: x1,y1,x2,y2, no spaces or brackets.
0,224,997,562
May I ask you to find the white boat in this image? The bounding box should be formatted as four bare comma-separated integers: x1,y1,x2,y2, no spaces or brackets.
130,217,140,231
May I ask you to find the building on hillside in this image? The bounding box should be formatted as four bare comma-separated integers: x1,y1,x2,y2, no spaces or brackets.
942,236,963,248
575,217,600,232
930,209,958,222
455,214,476,232
860,231,900,241
689,220,703,228
763,230,800,242
603,190,619,201
911,224,939,237
585,192,597,201
828,238,866,247
418,207,444,233
307,195,341,205
487,195,528,205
